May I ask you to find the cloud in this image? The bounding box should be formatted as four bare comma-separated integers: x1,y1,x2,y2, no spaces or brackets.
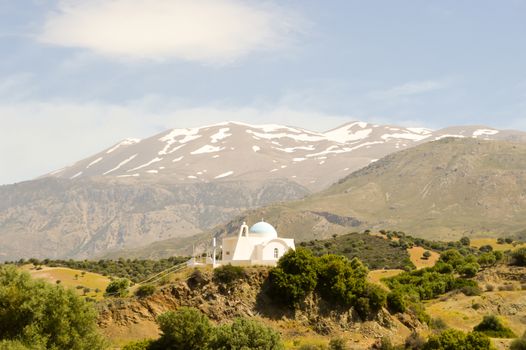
370,80,447,99
0,99,350,185
37,0,301,63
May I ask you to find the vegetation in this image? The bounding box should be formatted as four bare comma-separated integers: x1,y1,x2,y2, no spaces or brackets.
124,307,284,350
268,248,318,306
0,265,106,349
383,248,486,322
105,278,130,297
511,247,526,266
473,315,516,338
422,329,493,350
213,264,246,285
134,284,156,298
156,308,212,350
268,248,386,319
299,232,414,270
210,317,284,350
12,256,187,283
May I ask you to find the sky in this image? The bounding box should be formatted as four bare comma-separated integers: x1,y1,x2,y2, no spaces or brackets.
1,0,526,185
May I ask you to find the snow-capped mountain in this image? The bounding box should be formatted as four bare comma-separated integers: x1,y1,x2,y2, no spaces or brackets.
46,121,526,190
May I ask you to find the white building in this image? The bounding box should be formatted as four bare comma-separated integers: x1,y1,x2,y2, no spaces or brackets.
218,221,295,266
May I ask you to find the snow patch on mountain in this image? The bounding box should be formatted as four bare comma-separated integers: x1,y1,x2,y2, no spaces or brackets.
103,154,137,175
106,138,141,154
215,171,234,179
473,129,499,137
86,157,103,169
128,157,163,172
210,128,231,143
191,145,224,155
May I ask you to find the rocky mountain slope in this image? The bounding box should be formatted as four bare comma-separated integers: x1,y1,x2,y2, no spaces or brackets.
2,121,526,261
203,137,526,244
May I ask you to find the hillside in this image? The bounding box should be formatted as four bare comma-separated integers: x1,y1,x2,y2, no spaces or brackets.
0,177,307,260
207,138,526,243
2,121,526,261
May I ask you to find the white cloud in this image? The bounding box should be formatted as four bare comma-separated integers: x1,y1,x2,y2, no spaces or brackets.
0,99,350,185
370,80,447,99
38,0,301,63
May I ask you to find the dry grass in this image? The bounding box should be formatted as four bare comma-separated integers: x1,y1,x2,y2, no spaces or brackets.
408,246,440,269
368,269,403,288
470,238,526,252
426,290,526,349
21,264,110,300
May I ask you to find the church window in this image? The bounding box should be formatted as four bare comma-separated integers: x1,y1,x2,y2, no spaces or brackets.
273,248,279,259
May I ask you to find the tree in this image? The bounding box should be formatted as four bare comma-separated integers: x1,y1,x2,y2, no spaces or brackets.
210,317,284,350
387,291,406,313
458,263,480,278
135,284,156,298
105,278,130,297
422,251,432,260
511,248,526,266
156,308,212,350
268,248,318,306
473,315,516,338
459,237,471,246
316,254,368,307
0,265,106,349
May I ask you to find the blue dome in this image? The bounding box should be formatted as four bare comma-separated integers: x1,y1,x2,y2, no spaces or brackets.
249,221,278,237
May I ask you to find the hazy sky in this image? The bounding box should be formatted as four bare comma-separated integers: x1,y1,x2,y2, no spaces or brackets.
1,0,526,184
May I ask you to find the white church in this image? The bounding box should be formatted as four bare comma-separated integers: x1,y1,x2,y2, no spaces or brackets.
188,221,295,267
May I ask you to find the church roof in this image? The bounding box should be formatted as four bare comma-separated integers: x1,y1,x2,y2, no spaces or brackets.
249,221,278,238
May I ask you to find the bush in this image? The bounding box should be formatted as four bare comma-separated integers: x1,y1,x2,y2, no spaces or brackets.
458,263,480,278
511,248,526,266
122,339,155,350
473,315,517,338
387,291,406,313
105,278,130,297
460,237,471,246
422,251,432,259
156,308,212,350
213,264,245,285
0,265,106,350
268,248,318,306
316,254,368,307
404,332,425,350
329,337,348,350
210,317,284,350
423,329,492,350
135,284,156,298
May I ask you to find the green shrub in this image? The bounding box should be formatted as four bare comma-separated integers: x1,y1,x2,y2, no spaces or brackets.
210,317,284,350
458,262,480,278
387,291,406,313
213,264,246,285
473,315,516,338
105,278,130,297
135,284,156,298
316,254,368,307
156,307,212,350
511,248,526,266
328,337,348,350
268,248,318,306
423,329,492,350
122,339,155,350
0,265,106,350
0,340,31,350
